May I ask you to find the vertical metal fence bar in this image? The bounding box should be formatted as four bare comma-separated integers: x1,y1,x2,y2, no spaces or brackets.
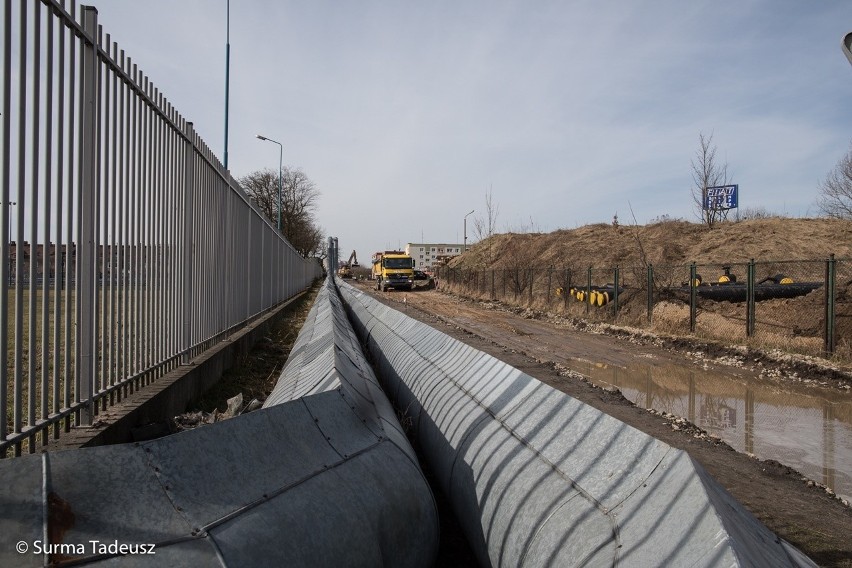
27,0,41,450
153,90,162,378
130,62,139,390
181,123,193,363
97,29,108,410
142,76,151,385
63,0,76,432
13,0,29,455
119,50,129,398
41,5,54,443
92,22,102,410
107,38,118,400
0,0,11,455
585,266,591,315
77,5,97,426
51,6,63,439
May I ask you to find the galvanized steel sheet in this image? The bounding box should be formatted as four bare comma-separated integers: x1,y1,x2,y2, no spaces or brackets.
337,280,816,567
0,277,437,567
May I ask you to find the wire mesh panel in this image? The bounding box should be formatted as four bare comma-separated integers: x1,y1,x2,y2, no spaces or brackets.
836,257,852,359
751,260,826,356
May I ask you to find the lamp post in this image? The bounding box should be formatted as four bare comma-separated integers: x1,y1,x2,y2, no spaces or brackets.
255,134,283,232
463,209,474,253
223,0,231,169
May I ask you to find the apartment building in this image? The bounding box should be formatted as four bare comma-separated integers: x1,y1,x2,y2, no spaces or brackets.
405,243,465,272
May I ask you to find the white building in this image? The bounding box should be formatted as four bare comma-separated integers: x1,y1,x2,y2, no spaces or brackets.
405,243,465,272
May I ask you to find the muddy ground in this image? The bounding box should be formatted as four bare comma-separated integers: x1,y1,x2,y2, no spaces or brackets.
350,280,852,568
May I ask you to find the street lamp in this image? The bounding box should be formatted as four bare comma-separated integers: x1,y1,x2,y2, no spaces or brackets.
255,134,283,232
463,209,474,253
223,0,231,169
843,32,852,67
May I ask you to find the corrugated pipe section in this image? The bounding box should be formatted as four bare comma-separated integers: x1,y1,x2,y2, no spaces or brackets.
0,276,438,567
337,280,816,567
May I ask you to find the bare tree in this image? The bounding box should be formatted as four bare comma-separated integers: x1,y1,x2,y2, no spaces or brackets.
691,132,730,228
238,166,324,257
239,168,279,222
473,186,500,265
816,142,852,219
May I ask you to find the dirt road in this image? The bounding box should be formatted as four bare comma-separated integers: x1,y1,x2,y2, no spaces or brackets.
351,280,852,568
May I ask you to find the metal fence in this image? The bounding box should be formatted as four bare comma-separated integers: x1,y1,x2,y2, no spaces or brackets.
1,0,323,457
437,255,850,363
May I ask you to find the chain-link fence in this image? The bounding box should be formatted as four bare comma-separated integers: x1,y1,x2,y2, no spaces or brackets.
437,256,850,363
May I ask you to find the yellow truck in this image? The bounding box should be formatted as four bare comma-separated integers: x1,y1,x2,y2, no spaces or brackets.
371,251,415,292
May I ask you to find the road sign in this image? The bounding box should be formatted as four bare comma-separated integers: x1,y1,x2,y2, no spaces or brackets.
704,185,738,210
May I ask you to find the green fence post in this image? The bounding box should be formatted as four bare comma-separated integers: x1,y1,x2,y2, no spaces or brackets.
825,254,836,355
746,259,755,337
689,262,697,333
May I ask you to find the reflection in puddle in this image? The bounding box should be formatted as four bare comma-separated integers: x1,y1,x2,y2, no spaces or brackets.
571,360,852,502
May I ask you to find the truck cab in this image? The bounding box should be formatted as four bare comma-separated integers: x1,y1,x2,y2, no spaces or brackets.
372,251,415,291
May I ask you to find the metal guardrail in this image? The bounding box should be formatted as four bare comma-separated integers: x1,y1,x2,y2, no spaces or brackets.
338,279,816,567
1,0,323,457
0,275,437,567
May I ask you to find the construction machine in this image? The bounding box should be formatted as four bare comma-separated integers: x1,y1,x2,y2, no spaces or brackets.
337,250,359,279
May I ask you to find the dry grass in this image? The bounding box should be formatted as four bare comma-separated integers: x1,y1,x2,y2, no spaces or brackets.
192,282,321,414
446,218,852,367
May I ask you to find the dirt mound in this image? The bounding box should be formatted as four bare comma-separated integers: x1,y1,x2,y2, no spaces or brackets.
454,218,852,270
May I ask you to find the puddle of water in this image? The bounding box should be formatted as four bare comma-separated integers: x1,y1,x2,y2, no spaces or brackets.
568,359,852,503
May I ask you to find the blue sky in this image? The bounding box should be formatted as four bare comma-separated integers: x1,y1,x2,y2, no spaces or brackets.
93,0,852,259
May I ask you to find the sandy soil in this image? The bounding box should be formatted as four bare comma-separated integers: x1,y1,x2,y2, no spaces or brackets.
353,280,852,568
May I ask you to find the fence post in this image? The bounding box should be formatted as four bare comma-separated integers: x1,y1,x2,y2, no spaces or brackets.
77,6,100,426
586,266,592,314
689,263,696,333
825,254,836,355
181,123,196,364
647,264,653,323
564,269,570,311
746,259,755,337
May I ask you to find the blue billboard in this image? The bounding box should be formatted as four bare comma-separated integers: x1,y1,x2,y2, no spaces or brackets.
704,185,738,210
